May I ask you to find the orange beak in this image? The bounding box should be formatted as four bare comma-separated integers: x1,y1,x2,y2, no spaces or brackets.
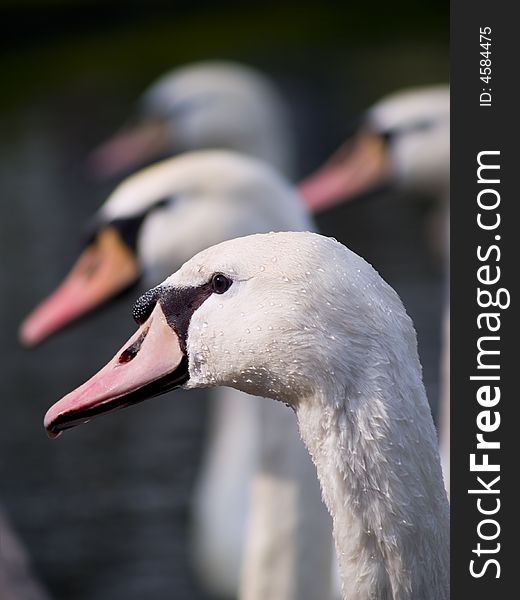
44,303,188,438
298,130,391,213
19,227,140,347
87,118,170,179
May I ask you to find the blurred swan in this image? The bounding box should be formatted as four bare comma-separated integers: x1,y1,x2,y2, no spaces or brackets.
299,85,449,211
88,60,295,179
44,231,450,600
20,151,333,599
299,85,450,494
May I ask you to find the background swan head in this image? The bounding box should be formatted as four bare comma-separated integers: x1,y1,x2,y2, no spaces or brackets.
19,150,310,347
45,231,422,432
88,61,295,178
299,85,450,212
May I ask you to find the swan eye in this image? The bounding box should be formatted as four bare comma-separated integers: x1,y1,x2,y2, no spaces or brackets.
211,273,232,294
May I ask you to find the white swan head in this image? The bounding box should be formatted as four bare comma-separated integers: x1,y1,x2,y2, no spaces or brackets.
44,231,418,435
88,61,294,178
44,231,449,598
299,85,450,212
19,151,309,348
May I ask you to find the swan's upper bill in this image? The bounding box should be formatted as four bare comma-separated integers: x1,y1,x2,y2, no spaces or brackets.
18,150,309,348
299,85,450,212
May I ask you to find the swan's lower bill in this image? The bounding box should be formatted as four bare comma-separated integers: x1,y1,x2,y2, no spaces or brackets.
44,303,188,437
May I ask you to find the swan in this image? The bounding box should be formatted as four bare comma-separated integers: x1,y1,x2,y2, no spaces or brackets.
299,85,449,212
44,231,450,600
88,60,295,179
19,150,334,599
299,85,451,494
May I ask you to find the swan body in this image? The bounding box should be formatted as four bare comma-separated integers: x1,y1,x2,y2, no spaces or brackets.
90,61,295,179
22,151,334,599
46,231,450,600
299,85,451,495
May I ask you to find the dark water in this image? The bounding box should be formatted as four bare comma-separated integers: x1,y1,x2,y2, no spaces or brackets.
0,12,448,598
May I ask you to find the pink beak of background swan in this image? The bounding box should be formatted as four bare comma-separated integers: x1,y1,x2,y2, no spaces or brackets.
298,130,391,213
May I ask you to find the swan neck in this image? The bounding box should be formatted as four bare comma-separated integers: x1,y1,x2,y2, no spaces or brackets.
296,377,449,600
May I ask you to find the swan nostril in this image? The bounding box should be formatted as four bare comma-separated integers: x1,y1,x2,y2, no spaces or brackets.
119,327,149,363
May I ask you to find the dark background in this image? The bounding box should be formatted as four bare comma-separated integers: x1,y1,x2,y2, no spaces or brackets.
1,2,448,598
